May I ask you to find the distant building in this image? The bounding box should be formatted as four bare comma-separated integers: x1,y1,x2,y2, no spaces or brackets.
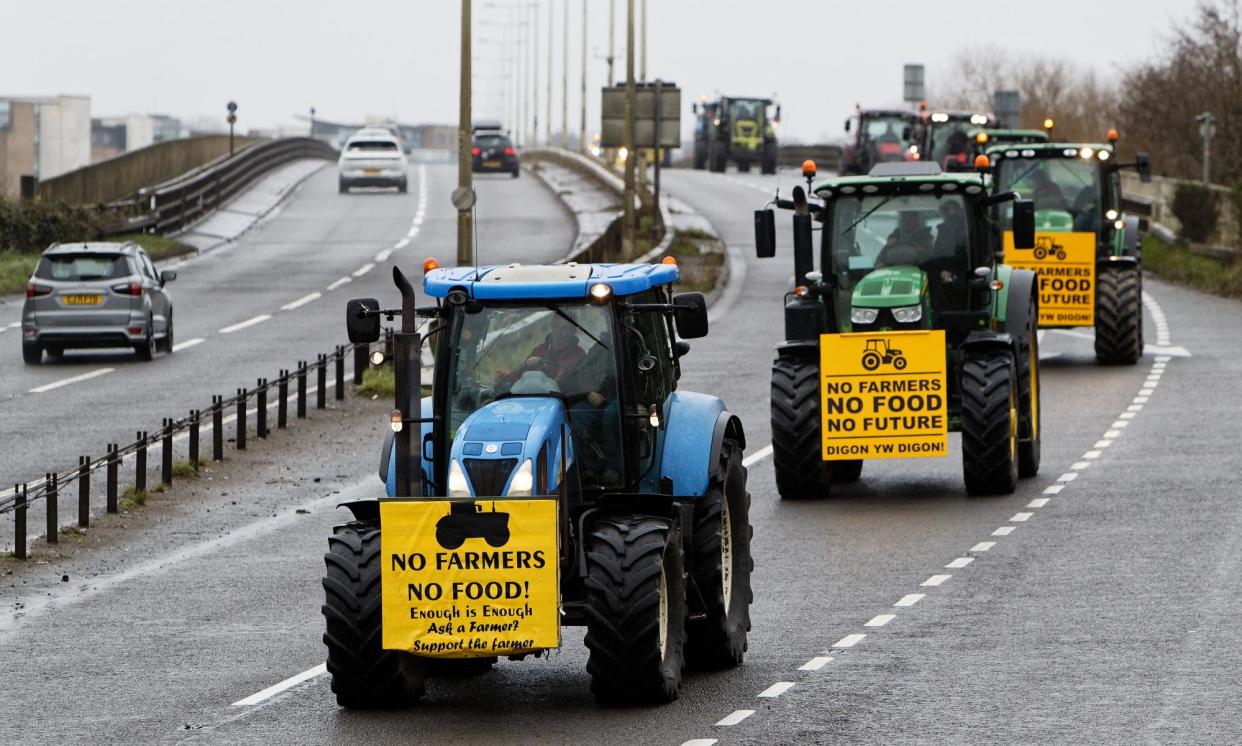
0,94,91,197
90,114,183,162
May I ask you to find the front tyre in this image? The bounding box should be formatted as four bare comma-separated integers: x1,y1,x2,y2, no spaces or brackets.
686,441,753,670
770,354,832,499
1095,264,1142,365
322,522,427,708
1015,292,1041,478
961,352,1020,495
134,316,155,361
584,515,687,704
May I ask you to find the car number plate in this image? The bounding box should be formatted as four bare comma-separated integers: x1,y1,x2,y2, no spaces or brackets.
63,294,102,305
363,168,381,175
483,160,501,168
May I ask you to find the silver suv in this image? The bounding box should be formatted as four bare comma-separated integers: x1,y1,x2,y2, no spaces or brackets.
21,242,176,364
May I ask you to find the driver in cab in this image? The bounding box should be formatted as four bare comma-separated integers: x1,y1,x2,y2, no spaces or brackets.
497,325,585,389
877,206,963,291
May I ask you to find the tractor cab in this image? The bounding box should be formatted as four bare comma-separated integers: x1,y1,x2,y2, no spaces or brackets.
841,108,920,175
916,112,996,172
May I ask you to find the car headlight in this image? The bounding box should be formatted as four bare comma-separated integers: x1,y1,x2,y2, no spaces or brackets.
507,460,534,497
449,460,471,497
892,305,923,324
851,307,879,324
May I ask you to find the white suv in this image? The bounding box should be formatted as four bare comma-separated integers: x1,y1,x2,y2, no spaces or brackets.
338,131,408,193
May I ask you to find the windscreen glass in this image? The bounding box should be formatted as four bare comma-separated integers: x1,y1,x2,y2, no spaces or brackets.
831,193,970,275
995,156,1101,232
35,254,130,282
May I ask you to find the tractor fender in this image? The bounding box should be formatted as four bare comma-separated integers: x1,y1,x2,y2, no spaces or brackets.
1099,255,1140,271
1003,267,1038,338
1122,214,1142,258
707,411,747,486
659,391,729,498
384,396,435,497
339,499,380,523
961,330,1015,357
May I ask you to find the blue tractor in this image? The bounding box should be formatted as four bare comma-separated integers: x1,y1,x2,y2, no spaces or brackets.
323,261,753,706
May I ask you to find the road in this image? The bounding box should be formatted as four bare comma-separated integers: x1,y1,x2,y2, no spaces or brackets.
2,163,1240,744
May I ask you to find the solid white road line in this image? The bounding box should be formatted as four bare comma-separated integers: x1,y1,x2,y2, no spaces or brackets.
758,681,795,698
992,526,1016,536
715,710,755,726
280,292,321,311
232,664,326,706
894,593,925,607
945,557,974,569
219,314,271,334
799,656,833,671
1027,497,1050,509
832,633,867,648
971,542,996,553
171,337,206,353
922,574,951,587
865,614,895,627
28,367,115,394
352,263,375,277
742,444,773,468
326,277,352,291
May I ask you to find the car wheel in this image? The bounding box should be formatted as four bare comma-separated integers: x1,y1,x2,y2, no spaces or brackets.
338,179,348,194
161,312,175,354
22,343,42,365
134,317,156,361
398,180,408,194
45,345,64,360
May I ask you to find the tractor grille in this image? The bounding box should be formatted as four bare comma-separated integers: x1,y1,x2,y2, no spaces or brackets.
464,458,518,497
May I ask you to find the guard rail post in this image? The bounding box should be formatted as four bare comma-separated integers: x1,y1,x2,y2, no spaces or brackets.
45,473,57,544
78,456,90,528
257,379,268,438
106,444,118,513
136,431,147,494
213,396,224,461
297,362,308,418
354,344,367,385
162,419,173,486
237,388,248,451
14,484,26,560
317,354,327,410
335,346,345,400
278,370,289,428
189,410,200,467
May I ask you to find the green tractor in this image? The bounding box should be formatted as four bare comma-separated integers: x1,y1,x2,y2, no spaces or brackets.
693,96,779,174
986,131,1152,364
754,160,1042,497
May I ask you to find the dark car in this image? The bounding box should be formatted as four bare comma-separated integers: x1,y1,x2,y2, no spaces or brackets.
472,132,520,177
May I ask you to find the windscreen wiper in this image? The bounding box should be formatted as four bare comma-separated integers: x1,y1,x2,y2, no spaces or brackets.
841,194,897,237
545,304,608,349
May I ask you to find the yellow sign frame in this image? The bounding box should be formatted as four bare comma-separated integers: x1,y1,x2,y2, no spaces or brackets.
1004,231,1096,327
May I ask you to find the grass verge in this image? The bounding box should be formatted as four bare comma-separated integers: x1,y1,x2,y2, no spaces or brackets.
359,365,396,398
1143,234,1242,297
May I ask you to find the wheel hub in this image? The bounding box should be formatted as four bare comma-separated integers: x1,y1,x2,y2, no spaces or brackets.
721,499,733,611
658,566,669,660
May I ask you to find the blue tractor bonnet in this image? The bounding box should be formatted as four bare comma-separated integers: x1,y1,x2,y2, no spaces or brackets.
451,397,573,497
423,262,680,300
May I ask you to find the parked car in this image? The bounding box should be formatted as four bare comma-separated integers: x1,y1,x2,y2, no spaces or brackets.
21,241,176,364
338,131,409,193
472,130,520,177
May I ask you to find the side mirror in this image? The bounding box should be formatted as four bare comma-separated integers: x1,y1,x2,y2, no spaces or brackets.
672,293,709,339
754,209,776,258
902,126,912,141
1012,199,1036,249
775,105,782,123
159,270,177,284
844,118,852,133
692,102,698,114
1136,152,1152,183
346,297,381,344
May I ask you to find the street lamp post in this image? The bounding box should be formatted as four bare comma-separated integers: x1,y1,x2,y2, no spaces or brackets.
622,0,636,256
1196,111,1215,185
579,0,587,153
546,0,553,146
607,0,615,85
561,0,569,148
226,101,238,156
530,1,538,146
309,106,316,138
458,0,474,266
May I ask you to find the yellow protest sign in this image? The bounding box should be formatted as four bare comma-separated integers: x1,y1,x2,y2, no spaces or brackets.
820,330,948,460
380,498,560,658
1004,231,1096,326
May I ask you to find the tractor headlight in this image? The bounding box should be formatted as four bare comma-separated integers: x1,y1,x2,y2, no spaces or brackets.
449,460,471,497
892,305,923,324
507,460,534,497
1106,209,1119,221
851,307,879,325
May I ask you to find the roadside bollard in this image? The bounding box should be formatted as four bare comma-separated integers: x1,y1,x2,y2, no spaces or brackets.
78,456,90,528
257,379,268,439
162,419,174,486
14,484,26,560
213,396,224,462
189,410,200,467
278,370,289,429
136,431,147,494
353,344,367,386
106,444,119,513
297,362,307,418
317,354,327,410
45,472,57,544
237,388,248,451
336,346,345,400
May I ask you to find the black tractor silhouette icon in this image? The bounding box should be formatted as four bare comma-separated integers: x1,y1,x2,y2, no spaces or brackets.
435,502,511,550
1032,236,1067,261
861,338,907,371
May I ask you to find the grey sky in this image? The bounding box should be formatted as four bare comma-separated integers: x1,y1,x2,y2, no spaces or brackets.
3,0,1201,143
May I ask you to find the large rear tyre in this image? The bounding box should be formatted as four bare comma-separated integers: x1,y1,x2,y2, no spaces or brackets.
961,352,1020,496
686,441,753,670
693,145,707,170
159,312,175,354
133,317,155,361
710,141,728,173
737,161,752,173
584,516,687,704
1014,293,1040,478
771,355,832,499
322,522,427,708
1095,264,1142,365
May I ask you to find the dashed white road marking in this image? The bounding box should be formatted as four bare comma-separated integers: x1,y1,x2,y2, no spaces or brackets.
374,249,393,262
945,557,974,569
758,681,795,698
742,444,773,468
715,710,755,726
1072,461,1092,470
352,263,375,277
1084,449,1102,458
1011,512,1033,522
1027,497,1050,509
407,226,421,239
832,633,867,648
1058,472,1079,482
1043,484,1065,495
970,541,996,552
865,614,895,627
394,238,410,250
921,574,951,587
218,314,271,334
895,593,925,607
28,367,115,394
681,740,718,746
280,292,321,311
232,663,326,706
993,526,1015,536
1104,430,1122,438
171,337,205,353
327,277,352,291
6,321,19,328
799,656,833,671
1094,440,1113,448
